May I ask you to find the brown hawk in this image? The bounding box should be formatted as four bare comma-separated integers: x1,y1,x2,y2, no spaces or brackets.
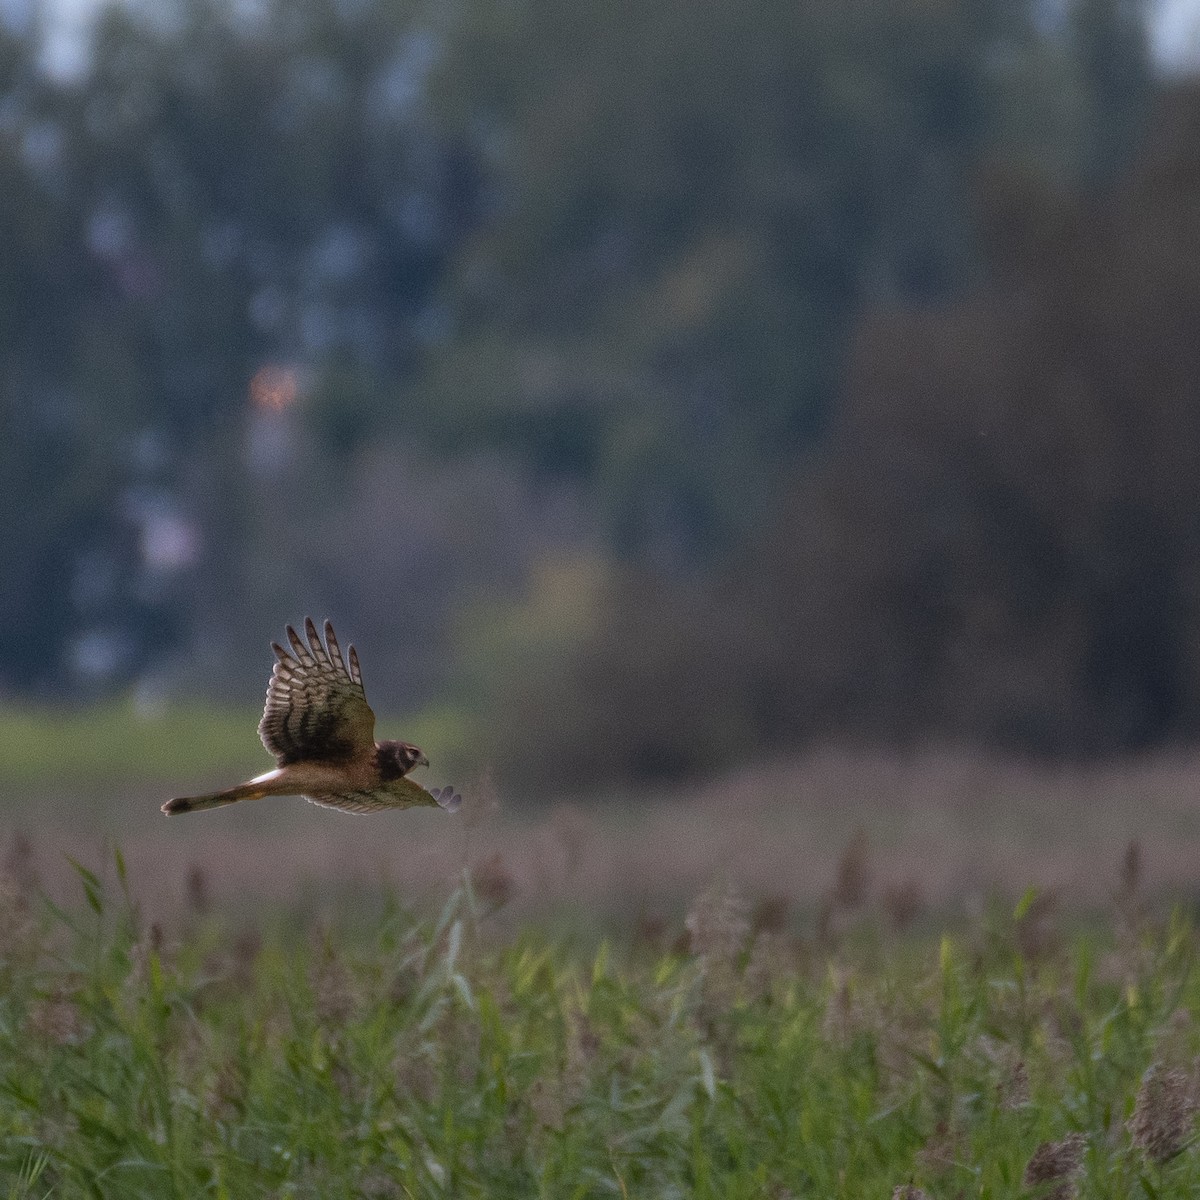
163,618,461,817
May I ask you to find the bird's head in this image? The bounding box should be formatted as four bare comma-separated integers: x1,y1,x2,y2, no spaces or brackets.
398,742,429,772
376,740,429,781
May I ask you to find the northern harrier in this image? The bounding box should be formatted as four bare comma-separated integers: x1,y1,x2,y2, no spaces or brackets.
163,619,461,817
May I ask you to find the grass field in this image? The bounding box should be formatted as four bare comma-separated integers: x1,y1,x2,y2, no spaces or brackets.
3,848,1200,1197
7,704,1200,1194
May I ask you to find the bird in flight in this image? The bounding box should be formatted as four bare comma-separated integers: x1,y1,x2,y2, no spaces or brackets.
163,618,461,817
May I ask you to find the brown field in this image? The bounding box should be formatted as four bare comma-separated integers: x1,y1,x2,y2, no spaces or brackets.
5,745,1200,926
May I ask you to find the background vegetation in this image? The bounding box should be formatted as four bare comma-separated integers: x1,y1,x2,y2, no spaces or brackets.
3,0,1192,792
7,6,1200,1190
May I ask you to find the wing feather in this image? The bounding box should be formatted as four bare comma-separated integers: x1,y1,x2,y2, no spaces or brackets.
259,619,376,765
323,620,348,675
305,616,332,669
287,623,315,667
305,776,440,814
305,793,394,815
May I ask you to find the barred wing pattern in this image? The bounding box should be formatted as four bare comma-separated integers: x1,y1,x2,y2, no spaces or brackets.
306,779,461,816
259,618,376,765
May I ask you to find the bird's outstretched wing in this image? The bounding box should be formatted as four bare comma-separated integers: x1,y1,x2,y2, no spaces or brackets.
259,618,376,765
305,778,463,815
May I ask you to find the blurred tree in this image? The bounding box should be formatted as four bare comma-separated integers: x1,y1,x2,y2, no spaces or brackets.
417,0,997,557
731,81,1200,758
415,0,1153,569
0,0,487,697
1073,0,1154,182
425,0,1160,788
0,0,1167,778
0,19,144,692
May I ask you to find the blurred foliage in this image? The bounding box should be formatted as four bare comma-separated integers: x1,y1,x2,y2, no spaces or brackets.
1,0,1180,791
1,0,483,697
0,701,259,790
420,0,1059,554
512,82,1200,789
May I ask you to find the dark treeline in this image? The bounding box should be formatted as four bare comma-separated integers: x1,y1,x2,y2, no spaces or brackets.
3,0,1190,790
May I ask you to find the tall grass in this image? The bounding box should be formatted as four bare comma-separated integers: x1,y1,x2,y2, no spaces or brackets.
3,848,1200,1197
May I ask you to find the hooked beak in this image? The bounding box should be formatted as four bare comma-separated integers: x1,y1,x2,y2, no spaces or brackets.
415,752,430,769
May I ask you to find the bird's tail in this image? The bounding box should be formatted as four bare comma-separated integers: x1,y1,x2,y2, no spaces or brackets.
162,780,273,816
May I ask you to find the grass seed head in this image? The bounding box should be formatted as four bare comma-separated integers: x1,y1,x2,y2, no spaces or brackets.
1128,1064,1198,1164
205,1056,247,1124
1022,1132,1085,1199
1119,839,1142,900
831,828,871,910
528,1076,565,1132
0,871,37,961
685,881,749,965
916,1119,966,1177
394,1052,438,1105
882,878,925,931
751,893,790,936
822,968,856,1044
1113,839,1146,945
473,851,516,914
1015,888,1061,963
998,1056,1031,1110
186,863,210,915
744,930,793,1001
3,830,39,893
309,923,354,1028
359,1171,405,1199
633,911,669,954
26,990,86,1046
549,803,593,876
462,768,500,830
229,928,261,989
126,921,168,991
564,1003,599,1101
